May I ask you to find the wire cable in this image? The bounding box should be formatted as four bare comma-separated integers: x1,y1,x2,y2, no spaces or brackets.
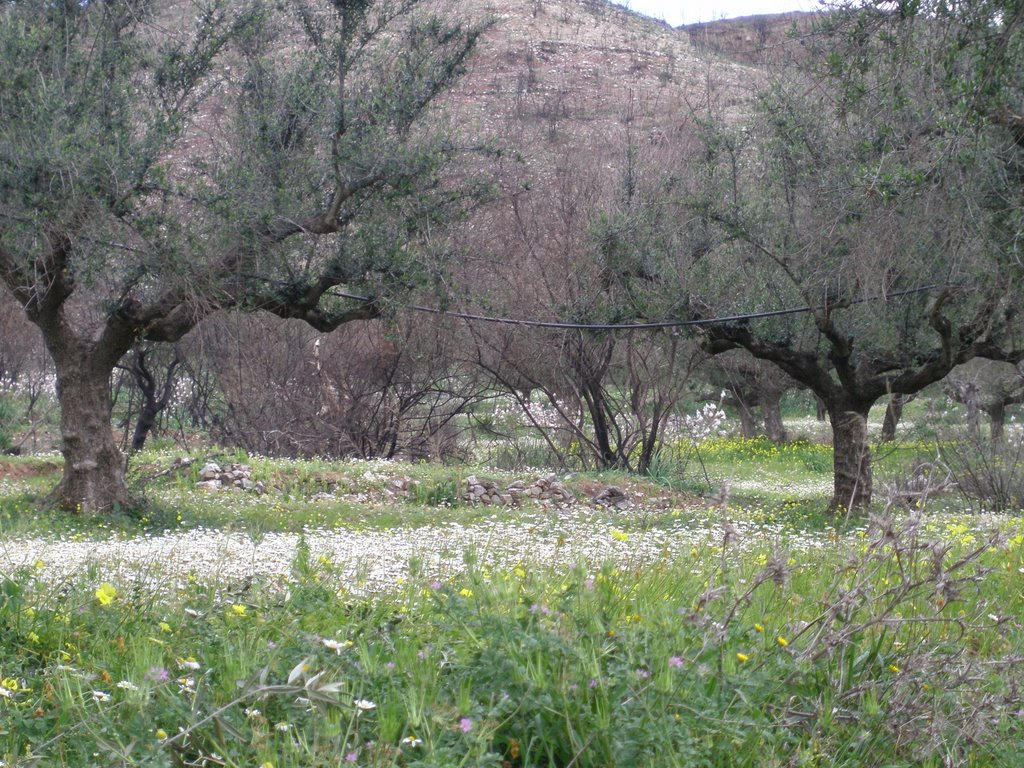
326,284,940,331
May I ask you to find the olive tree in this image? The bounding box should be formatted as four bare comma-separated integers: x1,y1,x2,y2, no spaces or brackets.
0,0,484,510
686,0,1024,512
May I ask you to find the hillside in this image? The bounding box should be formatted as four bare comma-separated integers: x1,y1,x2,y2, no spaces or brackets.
683,11,820,66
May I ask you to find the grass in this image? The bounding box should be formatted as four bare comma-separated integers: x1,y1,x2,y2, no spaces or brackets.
3,426,1024,766
2,517,1022,767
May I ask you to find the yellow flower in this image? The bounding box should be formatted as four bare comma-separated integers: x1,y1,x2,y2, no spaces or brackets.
888,664,900,674
27,632,40,644
754,623,764,633
458,588,473,598
261,763,274,768
155,729,168,740
736,652,750,663
610,529,629,542
231,604,247,617
159,621,172,633
776,636,789,648
95,583,117,606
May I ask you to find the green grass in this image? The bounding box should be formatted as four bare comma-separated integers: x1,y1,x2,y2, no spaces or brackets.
3,428,1024,765
2,522,1022,767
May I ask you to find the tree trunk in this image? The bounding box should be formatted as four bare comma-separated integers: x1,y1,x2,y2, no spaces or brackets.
47,334,134,512
988,402,1005,444
735,399,759,438
815,395,827,422
880,393,906,442
828,403,872,513
761,392,787,443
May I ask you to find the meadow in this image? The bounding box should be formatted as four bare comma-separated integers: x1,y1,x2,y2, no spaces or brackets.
1,399,1023,767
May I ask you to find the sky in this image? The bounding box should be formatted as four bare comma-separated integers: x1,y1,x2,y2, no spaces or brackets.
613,0,820,26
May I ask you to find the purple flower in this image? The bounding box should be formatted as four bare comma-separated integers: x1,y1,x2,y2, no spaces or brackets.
636,668,650,679
669,656,684,669
430,580,442,590
146,666,170,684
344,750,358,763
584,578,595,591
459,717,473,733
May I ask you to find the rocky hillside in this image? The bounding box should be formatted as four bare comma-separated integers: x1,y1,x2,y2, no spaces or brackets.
683,11,819,67
447,0,761,145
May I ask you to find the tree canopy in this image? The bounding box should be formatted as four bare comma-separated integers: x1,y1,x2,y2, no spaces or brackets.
0,0,485,510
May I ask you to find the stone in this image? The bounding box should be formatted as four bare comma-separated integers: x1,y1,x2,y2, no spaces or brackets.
199,462,221,480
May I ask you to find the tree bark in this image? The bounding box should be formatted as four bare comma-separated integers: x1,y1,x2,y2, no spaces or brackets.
48,337,134,511
987,401,1005,443
734,397,759,438
880,393,907,442
828,403,872,513
761,392,787,443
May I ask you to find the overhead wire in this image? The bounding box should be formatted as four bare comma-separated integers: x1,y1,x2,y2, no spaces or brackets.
325,284,940,331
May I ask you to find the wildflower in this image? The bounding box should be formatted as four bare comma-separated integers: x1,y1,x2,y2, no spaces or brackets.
261,763,274,768
116,680,138,691
159,622,172,634
0,678,18,698
458,588,473,598
888,664,900,674
245,707,262,719
459,717,473,733
636,668,650,679
345,751,358,762
177,657,200,671
669,656,684,669
354,699,376,711
91,690,111,702
27,632,40,644
95,583,117,606
776,636,789,648
275,722,290,732
736,652,750,663
155,729,168,740
230,604,247,617
146,666,170,683
322,638,348,654
610,528,629,542
401,735,423,747
754,623,764,633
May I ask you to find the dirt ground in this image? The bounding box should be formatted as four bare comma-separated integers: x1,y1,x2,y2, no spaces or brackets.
0,458,61,481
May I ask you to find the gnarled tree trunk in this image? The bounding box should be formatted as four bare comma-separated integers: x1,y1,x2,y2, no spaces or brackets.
761,391,787,443
828,402,872,513
43,320,135,512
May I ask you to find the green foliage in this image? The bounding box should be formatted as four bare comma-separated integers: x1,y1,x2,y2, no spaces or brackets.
0,395,13,452
1,517,1021,766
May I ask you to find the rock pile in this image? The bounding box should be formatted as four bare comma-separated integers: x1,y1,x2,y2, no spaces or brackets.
593,485,631,509
463,475,513,506
196,462,265,493
462,474,575,506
